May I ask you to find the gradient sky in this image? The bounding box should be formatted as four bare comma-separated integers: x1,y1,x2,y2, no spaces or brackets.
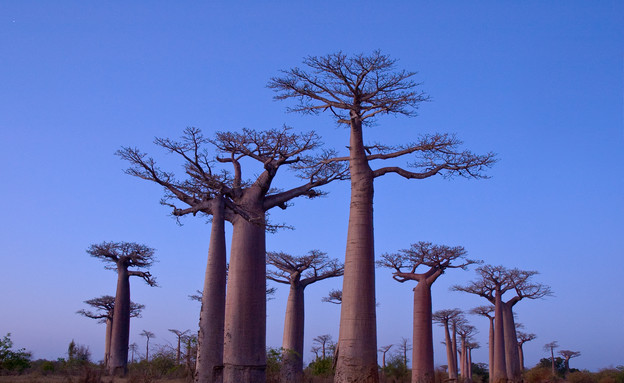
1,1,622,372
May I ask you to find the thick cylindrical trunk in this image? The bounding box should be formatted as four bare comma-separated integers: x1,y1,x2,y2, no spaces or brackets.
412,282,434,383
452,323,459,381
517,344,524,372
196,197,227,383
501,303,521,383
109,265,131,376
488,317,494,382
492,293,507,383
280,283,305,383
444,321,457,382
467,349,473,383
335,118,378,383
223,209,267,383
105,317,112,369
460,337,466,381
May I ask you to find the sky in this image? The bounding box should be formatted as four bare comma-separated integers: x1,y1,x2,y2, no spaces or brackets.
1,1,622,373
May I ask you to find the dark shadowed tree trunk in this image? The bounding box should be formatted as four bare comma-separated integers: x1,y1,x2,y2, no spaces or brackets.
196,196,227,383
492,289,507,383
412,281,435,383
501,302,521,383
470,306,494,383
282,284,305,382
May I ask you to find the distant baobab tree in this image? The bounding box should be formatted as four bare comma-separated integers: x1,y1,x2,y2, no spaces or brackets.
453,265,551,383
312,334,334,360
470,305,495,380
140,330,155,362
465,341,480,383
270,51,496,383
457,324,477,382
322,289,342,305
76,295,144,368
558,350,580,374
378,241,478,383
169,329,190,365
87,242,157,376
378,345,393,370
119,127,347,383
433,309,464,382
544,341,559,376
516,330,536,371
129,343,138,363
266,250,344,382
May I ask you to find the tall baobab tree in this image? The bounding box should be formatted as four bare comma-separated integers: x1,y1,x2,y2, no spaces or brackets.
87,242,157,376
169,329,190,365
558,350,580,374
457,324,477,382
453,265,551,383
140,330,155,362
76,295,144,368
378,345,393,370
544,342,559,377
397,337,412,370
433,309,464,382
378,242,478,383
516,331,536,371
270,51,496,383
267,250,344,382
470,306,495,381
119,127,347,383
312,334,335,360
465,341,480,383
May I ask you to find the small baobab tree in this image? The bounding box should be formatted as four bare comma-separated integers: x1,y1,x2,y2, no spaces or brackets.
544,342,559,376
76,295,144,368
169,329,190,365
433,309,464,382
129,343,138,363
312,334,334,360
270,51,497,383
453,265,551,383
516,330,536,371
378,345,393,370
267,250,344,383
456,324,478,382
558,350,580,374
140,330,155,362
378,242,478,383
87,242,157,376
470,305,495,381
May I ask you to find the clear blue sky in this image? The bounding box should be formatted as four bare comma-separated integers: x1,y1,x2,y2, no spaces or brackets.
1,1,622,372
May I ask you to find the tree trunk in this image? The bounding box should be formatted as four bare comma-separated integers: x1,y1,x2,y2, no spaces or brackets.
550,348,555,377
280,283,305,383
412,282,434,383
176,337,181,365
196,196,227,383
460,337,466,382
145,338,150,362
335,117,379,383
452,323,459,381
492,292,507,383
223,206,267,383
109,265,131,376
488,317,494,382
443,320,457,382
501,303,521,383
467,349,473,383
104,317,112,369
517,344,524,372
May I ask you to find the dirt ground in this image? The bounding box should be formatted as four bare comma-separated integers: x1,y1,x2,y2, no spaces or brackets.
0,376,188,383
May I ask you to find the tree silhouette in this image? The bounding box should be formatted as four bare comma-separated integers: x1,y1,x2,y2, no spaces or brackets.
267,250,343,382
544,341,559,377
76,295,143,368
129,343,138,364
87,242,156,376
140,330,155,362
457,324,478,382
516,330,536,371
168,329,190,365
270,51,496,383
434,309,464,382
558,350,580,373
470,305,495,380
454,265,551,383
321,289,343,305
378,345,393,370
119,127,346,383
378,242,478,383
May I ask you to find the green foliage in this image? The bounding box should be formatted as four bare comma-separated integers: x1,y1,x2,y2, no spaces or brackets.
380,352,410,382
472,362,489,383
306,356,334,377
0,333,32,374
525,366,560,383
266,347,283,383
568,370,598,383
538,357,566,376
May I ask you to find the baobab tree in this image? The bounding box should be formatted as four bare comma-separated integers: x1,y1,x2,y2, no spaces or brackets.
129,343,138,363
433,309,464,382
140,330,155,362
270,51,496,383
516,331,536,371
378,345,393,370
267,250,344,382
558,350,580,374
312,334,335,360
169,329,190,365
470,305,495,381
456,324,477,382
76,295,144,368
378,242,478,383
119,127,347,383
544,342,559,377
397,337,412,370
87,242,157,376
465,341,480,383
453,265,551,383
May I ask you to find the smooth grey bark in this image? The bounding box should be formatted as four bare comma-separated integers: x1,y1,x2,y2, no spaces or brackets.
196,196,227,383
104,318,112,368
488,317,494,382
110,266,131,375
281,284,305,383
492,291,507,383
412,281,435,383
501,302,521,383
